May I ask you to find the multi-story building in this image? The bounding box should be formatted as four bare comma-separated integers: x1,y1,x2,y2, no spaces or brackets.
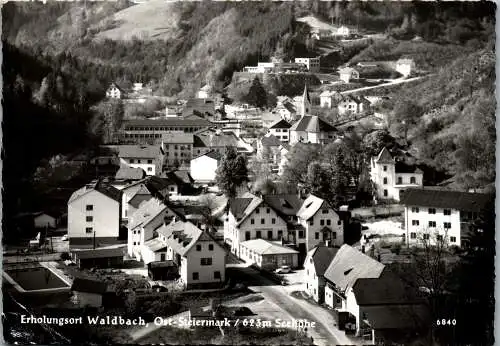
338,67,360,83
120,116,212,143
294,57,320,73
289,115,338,145
296,194,344,251
120,180,152,222
143,220,226,290
190,150,221,184
68,180,123,248
303,245,339,303
267,119,291,143
118,145,164,176
161,132,194,167
105,83,124,99
401,188,493,247
319,90,341,108
337,95,370,116
369,147,423,201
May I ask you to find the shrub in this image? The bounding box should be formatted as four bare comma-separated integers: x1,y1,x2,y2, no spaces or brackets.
60,252,70,260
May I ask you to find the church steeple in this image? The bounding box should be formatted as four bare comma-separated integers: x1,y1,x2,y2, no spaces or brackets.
301,83,311,116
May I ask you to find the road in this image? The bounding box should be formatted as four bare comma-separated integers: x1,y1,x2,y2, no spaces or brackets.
340,76,427,95
232,266,359,346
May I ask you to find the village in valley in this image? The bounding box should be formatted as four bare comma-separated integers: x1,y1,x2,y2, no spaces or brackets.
2,1,496,346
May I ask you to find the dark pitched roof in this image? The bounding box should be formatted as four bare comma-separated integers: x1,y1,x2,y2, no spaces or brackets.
310,246,339,277
229,198,254,219
352,272,423,306
161,132,194,144
262,194,303,217
94,181,123,202
115,165,146,180
291,116,337,133
71,278,108,295
269,119,292,129
375,147,394,163
400,188,493,212
128,193,152,209
123,116,212,128
261,135,282,147
118,145,162,159
394,161,423,174
71,247,125,260
303,84,311,104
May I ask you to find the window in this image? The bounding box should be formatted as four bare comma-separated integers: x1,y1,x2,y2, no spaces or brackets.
383,177,388,184
251,219,255,225
337,220,342,225
423,233,430,240
255,208,260,214
444,209,451,216
410,176,416,184
196,245,202,251
201,258,212,266
272,218,276,224
278,230,283,238
309,219,314,226
192,272,199,280
245,232,250,241
86,216,93,222
161,254,165,261
268,230,273,239
322,209,328,214
383,189,388,197
411,207,420,213
428,208,436,214
315,232,319,239
147,167,152,172
450,236,457,243
209,244,214,251
412,220,420,226
443,222,451,229
147,159,153,164
320,219,325,226
86,205,93,211
85,227,93,233
266,208,270,214
383,165,387,172
327,220,331,226
261,218,265,225
214,271,221,279
299,230,305,239
437,235,443,241
410,232,417,239
429,221,436,228
130,159,135,164
137,159,141,163
256,231,262,238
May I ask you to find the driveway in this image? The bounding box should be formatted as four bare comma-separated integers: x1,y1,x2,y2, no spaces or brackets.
232,267,359,345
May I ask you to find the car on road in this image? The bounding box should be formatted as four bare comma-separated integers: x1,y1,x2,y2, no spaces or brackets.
61,235,68,241
275,266,292,274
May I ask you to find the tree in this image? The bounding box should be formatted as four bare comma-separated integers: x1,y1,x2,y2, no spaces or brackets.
252,177,277,196
215,146,249,198
198,195,219,232
361,129,396,160
90,99,124,143
391,100,424,143
244,77,267,109
281,143,321,187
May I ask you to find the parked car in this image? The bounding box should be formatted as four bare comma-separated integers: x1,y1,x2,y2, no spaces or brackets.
61,235,68,241
275,266,291,274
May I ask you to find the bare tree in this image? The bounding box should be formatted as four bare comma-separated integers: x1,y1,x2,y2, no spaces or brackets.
199,195,220,232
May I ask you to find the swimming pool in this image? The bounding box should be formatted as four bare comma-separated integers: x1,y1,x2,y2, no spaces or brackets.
3,266,70,293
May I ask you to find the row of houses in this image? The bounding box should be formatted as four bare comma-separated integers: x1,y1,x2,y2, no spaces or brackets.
338,58,416,83
304,244,430,343
243,57,321,74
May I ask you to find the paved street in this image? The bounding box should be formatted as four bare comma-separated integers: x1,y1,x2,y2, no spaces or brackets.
231,266,359,345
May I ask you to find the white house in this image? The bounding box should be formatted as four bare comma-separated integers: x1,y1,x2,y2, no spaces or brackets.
144,221,226,290
239,238,299,270
401,188,493,248
190,151,221,184
197,84,211,99
68,180,122,248
395,58,415,77
105,83,124,99
128,197,183,260
289,115,338,145
71,278,108,308
323,245,386,335
337,95,370,116
369,147,424,201
294,57,320,73
338,67,360,83
319,90,341,109
120,180,152,222
268,119,291,143
334,25,350,37
303,245,339,303
118,145,165,176
277,144,290,176
296,194,344,251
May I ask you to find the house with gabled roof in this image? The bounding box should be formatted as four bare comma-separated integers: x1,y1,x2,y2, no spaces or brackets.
71,277,109,308
319,90,342,108
337,95,371,116
289,115,338,145
338,67,360,83
370,147,424,201
68,180,123,248
401,188,493,248
239,238,299,270
118,145,164,176
303,245,339,303
114,165,146,188
144,220,226,289
268,119,291,142
297,194,344,251
106,82,125,99
119,180,152,222
190,150,222,184
127,197,185,260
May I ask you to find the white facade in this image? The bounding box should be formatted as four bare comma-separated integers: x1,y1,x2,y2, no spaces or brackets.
339,68,360,83
319,91,340,108
106,85,122,99
303,254,321,302
396,59,415,77
239,241,298,269
294,57,320,73
190,154,218,183
298,207,343,251
337,98,365,115
335,26,350,37
184,239,226,287
404,206,462,247
268,128,290,143
68,190,121,242
119,156,162,176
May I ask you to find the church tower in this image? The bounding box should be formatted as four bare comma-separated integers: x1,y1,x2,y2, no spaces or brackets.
301,83,311,116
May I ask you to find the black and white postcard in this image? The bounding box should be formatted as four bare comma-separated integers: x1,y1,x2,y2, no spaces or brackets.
2,1,496,345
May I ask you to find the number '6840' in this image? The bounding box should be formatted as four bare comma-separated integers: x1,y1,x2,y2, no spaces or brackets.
436,319,456,326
